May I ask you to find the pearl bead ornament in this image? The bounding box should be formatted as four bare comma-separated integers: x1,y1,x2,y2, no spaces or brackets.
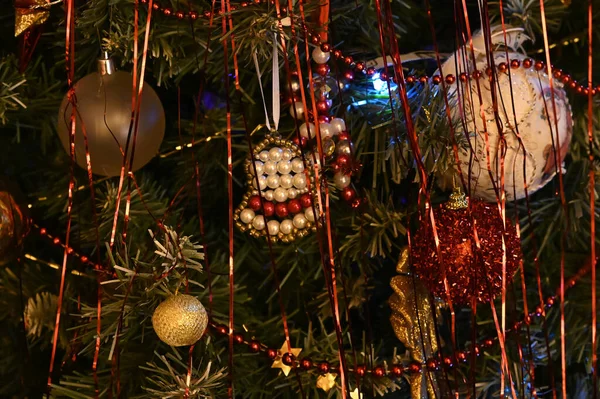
280,174,293,188
266,175,280,189
311,47,331,64
290,102,305,120
280,219,293,234
264,161,278,175
240,208,255,224
267,220,280,236
299,123,316,139
305,208,315,222
259,150,269,162
277,160,292,174
291,158,304,173
293,174,307,189
330,118,346,133
251,161,264,176
293,213,308,229
264,190,274,201
319,123,335,138
269,147,283,162
273,187,288,202
334,173,351,189
252,215,266,230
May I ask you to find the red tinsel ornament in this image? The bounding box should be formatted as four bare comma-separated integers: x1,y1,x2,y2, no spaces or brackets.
411,187,522,305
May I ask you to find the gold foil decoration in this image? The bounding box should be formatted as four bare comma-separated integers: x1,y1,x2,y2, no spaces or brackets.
349,388,363,399
316,373,337,392
151,294,208,347
389,247,439,399
15,0,50,37
271,342,302,376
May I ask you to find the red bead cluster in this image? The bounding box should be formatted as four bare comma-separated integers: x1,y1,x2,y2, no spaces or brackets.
248,193,311,219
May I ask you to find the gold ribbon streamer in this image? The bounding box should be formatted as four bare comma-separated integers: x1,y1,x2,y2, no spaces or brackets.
389,247,439,399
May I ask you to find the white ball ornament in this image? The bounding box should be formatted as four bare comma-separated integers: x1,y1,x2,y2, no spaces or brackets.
263,190,274,201
240,208,255,224
280,219,294,235
280,174,293,189
319,123,335,138
293,213,308,229
330,118,346,133
274,188,288,202
267,220,280,236
299,123,316,139
252,215,266,230
290,102,306,120
293,174,307,189
250,161,264,176
252,175,267,191
291,158,304,173
440,46,573,202
282,149,293,161
266,175,280,189
263,161,278,175
305,208,315,222
311,47,331,64
259,150,270,162
334,172,351,189
269,147,283,162
277,160,292,175
287,188,298,199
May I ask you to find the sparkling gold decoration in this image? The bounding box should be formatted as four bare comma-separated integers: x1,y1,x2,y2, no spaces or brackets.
389,247,439,399
316,373,337,392
271,341,302,376
15,0,49,37
350,388,363,399
445,185,468,210
152,294,208,347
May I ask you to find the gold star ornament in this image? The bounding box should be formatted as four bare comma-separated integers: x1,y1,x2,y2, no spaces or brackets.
271,341,302,376
316,373,337,392
350,388,364,399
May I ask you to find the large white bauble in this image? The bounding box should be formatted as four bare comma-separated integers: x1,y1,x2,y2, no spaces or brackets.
440,50,572,202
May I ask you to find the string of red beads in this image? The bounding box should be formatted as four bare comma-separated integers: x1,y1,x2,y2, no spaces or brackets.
144,0,599,97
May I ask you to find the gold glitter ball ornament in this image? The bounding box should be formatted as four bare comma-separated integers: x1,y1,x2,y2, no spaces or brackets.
152,294,208,347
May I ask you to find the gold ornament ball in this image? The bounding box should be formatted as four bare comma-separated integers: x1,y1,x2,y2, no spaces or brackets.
152,294,208,347
57,59,165,177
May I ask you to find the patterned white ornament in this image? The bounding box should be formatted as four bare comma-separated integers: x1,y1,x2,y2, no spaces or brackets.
439,34,572,202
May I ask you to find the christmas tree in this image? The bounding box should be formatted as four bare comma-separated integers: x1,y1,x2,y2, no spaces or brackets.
1,0,598,397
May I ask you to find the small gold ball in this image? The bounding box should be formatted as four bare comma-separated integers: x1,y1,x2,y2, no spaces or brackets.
152,294,208,347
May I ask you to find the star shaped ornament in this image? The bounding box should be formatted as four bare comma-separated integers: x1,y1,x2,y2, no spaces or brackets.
316,373,337,392
271,342,302,376
350,388,364,399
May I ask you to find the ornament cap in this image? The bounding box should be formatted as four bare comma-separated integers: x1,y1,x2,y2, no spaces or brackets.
446,186,468,210
97,52,115,76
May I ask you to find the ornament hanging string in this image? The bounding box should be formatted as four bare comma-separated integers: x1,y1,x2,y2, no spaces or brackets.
47,0,76,394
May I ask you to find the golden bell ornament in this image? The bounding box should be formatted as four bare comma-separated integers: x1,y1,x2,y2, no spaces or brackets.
152,294,208,347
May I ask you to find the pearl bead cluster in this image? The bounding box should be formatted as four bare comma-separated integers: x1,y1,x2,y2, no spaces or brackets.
234,135,317,243
287,47,361,207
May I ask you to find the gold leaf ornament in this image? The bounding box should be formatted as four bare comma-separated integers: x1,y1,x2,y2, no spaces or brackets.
15,0,50,37
389,247,440,398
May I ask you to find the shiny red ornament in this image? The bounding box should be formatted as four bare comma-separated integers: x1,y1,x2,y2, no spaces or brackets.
341,187,356,202
80,255,88,263
356,365,366,376
287,199,302,214
249,195,261,211
373,366,385,377
249,340,261,352
390,365,403,377
426,359,439,371
275,203,289,218
344,70,354,81
299,193,312,208
267,349,278,359
317,362,330,374
316,99,332,114
314,63,330,77
408,362,421,374
336,154,351,168
300,358,313,370
262,201,275,217
233,333,244,344
318,115,331,123
411,198,522,305
282,353,295,365
351,197,362,209
337,132,351,142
